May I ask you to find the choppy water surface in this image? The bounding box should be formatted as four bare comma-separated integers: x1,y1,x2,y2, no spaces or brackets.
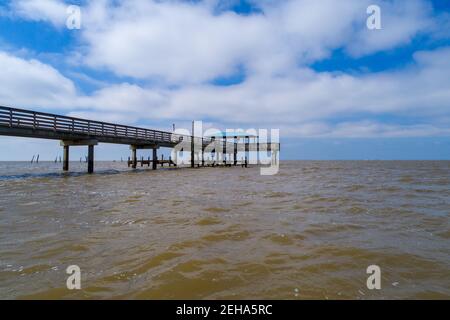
0,161,449,299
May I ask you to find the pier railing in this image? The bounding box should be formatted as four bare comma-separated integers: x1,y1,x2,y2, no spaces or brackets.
0,106,212,146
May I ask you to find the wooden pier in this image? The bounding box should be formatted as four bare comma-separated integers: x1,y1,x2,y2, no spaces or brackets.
0,106,279,173
127,156,177,168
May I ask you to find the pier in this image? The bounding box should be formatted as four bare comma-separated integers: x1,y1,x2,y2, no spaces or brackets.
0,106,279,173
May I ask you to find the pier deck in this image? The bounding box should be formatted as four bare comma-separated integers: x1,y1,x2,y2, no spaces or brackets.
0,106,279,173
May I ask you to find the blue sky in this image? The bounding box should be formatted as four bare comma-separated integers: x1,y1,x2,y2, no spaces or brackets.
0,0,449,160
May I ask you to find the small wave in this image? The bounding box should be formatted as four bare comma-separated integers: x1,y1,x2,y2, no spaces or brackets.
347,206,367,214
0,169,123,181
203,207,230,213
264,233,305,246
436,230,450,239
303,223,364,237
265,192,293,198
399,176,415,183
201,225,250,242
345,185,365,192
196,217,222,226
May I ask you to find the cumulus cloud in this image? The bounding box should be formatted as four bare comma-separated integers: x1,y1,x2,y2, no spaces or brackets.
81,0,270,83
346,0,433,56
7,46,450,138
0,51,77,108
8,0,437,84
283,122,450,138
3,0,450,139
9,0,68,27
75,0,436,83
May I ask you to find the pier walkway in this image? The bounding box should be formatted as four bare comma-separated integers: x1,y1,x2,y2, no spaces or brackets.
0,106,279,173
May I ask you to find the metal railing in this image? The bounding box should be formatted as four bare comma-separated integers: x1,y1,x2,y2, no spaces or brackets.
0,106,213,146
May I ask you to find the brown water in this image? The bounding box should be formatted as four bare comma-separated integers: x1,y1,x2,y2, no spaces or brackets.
0,161,449,299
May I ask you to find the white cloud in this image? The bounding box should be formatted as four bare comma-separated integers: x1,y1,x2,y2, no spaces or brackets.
347,0,434,56
9,0,436,84
70,47,450,138
2,0,449,139
75,0,435,84
0,51,77,108
282,122,450,138
81,0,269,84
2,45,450,138
153,47,450,126
10,0,68,27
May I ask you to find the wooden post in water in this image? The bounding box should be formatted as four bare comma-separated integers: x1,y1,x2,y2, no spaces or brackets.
61,140,97,173
161,154,164,167
211,137,215,167
202,140,205,167
234,136,238,166
191,121,195,168
87,145,94,174
131,147,137,169
63,145,69,171
256,135,259,165
152,147,157,170
245,136,249,168
223,135,227,166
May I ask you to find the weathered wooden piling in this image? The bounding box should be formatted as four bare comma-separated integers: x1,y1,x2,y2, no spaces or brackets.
234,136,238,166
63,145,69,171
152,147,157,170
131,147,137,169
88,145,94,174
60,140,97,173
191,121,195,168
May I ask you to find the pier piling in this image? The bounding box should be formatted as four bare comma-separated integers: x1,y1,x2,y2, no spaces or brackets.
234,136,238,166
191,125,195,168
87,145,94,174
61,140,98,173
63,145,69,171
132,147,137,169
152,147,157,170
